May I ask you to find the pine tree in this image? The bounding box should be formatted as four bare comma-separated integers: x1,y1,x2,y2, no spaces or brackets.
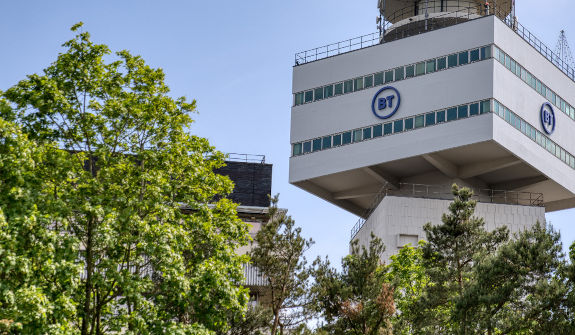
416,185,508,334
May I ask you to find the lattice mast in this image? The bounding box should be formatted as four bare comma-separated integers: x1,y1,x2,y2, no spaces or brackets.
555,30,575,69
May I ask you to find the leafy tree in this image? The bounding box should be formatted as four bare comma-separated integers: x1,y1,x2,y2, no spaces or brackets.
312,236,394,335
0,117,80,334
384,241,428,335
457,222,573,334
250,196,314,335
1,23,250,334
417,185,508,334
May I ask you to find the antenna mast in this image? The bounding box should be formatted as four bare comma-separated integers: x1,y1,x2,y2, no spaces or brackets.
555,30,575,69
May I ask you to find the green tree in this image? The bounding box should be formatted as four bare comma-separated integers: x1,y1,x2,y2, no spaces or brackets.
312,236,394,335
225,304,272,335
0,117,80,334
250,196,314,335
417,185,508,334
457,222,572,334
384,241,428,335
1,23,250,334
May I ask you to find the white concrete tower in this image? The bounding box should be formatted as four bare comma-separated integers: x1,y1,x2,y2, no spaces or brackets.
290,1,575,260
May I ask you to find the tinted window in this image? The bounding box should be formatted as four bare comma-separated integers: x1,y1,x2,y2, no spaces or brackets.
437,57,447,70
364,75,373,88
353,78,363,91
293,143,302,156
405,65,415,78
447,107,457,121
426,112,436,125
405,118,414,130
324,85,333,98
384,122,392,135
416,62,425,76
295,93,304,106
437,110,446,123
470,103,479,116
394,120,403,133
470,49,480,62
335,83,343,95
333,134,342,146
448,54,458,68
342,132,352,144
415,115,424,128
374,72,384,86
373,124,383,137
303,141,311,153
322,136,331,149
305,90,313,103
312,138,322,151
459,51,469,65
363,127,372,140
395,67,404,81
344,80,353,93
385,70,394,83
314,87,323,101
426,59,436,73
458,105,469,119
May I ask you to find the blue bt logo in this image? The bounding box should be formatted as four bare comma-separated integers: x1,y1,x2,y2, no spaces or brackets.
540,102,555,135
371,86,401,119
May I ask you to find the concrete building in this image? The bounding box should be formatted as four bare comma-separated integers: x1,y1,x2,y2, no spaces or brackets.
290,1,575,260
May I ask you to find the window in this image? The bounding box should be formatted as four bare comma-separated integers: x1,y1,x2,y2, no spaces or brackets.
363,127,372,140
303,141,312,153
458,105,468,119
510,59,516,74
426,112,436,125
437,110,446,123
305,90,313,103
459,51,469,65
415,115,424,128
437,57,447,70
536,80,541,94
364,75,373,88
324,85,333,98
295,93,304,106
416,62,425,76
373,124,383,137
335,83,343,95
354,77,364,91
312,138,322,152
374,72,384,85
353,129,362,142
344,80,353,93
504,54,511,69
342,131,352,144
426,59,436,73
469,103,479,116
385,70,394,83
395,67,404,81
404,118,414,130
481,46,491,59
498,49,505,63
314,87,323,101
333,134,342,146
447,107,457,121
384,122,393,135
394,119,403,133
470,49,480,62
480,100,490,114
494,46,500,61
448,54,458,68
322,136,331,149
505,108,510,122
293,143,302,156
405,65,415,78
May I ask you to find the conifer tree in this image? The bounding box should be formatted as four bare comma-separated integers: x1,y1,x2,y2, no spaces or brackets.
417,185,508,334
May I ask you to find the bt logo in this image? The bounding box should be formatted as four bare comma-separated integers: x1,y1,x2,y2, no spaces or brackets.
371,86,401,119
540,102,555,135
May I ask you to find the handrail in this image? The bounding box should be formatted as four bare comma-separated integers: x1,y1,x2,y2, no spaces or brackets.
226,153,266,164
295,7,575,84
350,183,544,240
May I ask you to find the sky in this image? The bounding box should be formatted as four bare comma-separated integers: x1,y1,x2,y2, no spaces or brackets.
1,0,574,265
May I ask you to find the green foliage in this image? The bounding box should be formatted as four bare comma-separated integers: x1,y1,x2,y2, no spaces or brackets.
417,185,508,334
312,235,394,335
458,222,573,334
385,241,428,334
0,23,250,334
224,305,272,335
250,195,314,335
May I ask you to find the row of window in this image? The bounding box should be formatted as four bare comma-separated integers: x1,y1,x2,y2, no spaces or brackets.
493,100,575,169
292,100,492,156
494,46,575,121
293,45,492,106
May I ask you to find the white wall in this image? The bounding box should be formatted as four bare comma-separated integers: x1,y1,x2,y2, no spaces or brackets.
353,195,544,262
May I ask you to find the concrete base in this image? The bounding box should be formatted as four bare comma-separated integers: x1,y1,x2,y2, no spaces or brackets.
352,196,545,262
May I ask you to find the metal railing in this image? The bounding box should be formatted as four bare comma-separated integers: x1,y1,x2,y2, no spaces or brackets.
226,153,266,164
350,183,544,240
295,5,575,84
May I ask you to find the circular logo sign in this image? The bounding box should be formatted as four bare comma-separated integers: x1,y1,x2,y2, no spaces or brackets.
540,102,555,135
371,86,401,119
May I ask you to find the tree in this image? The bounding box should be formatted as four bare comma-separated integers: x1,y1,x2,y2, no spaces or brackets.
1,23,250,334
417,185,508,334
457,222,573,334
384,241,428,335
225,304,272,335
311,236,394,335
0,117,80,334
250,195,315,335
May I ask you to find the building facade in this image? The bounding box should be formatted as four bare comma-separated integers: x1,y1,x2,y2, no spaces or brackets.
290,1,575,260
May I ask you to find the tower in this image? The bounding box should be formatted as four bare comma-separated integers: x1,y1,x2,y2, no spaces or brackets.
290,1,575,260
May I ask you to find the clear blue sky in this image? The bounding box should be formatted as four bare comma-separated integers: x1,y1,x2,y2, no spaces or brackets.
1,0,574,265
